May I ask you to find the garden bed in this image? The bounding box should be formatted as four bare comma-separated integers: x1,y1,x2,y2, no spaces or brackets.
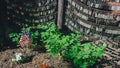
0,47,72,68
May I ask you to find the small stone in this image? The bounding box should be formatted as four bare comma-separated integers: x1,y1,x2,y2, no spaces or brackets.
117,61,120,65
103,43,107,46
104,66,112,68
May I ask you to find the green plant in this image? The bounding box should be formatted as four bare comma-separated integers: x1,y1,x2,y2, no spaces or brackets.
40,23,81,56
40,23,62,56
64,43,105,68
9,32,21,46
9,26,41,48
9,22,105,68
40,23,106,68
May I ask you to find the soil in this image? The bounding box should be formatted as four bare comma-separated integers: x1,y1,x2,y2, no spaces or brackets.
0,44,119,68
0,47,72,68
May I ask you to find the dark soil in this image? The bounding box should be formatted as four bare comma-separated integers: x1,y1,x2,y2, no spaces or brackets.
0,47,72,68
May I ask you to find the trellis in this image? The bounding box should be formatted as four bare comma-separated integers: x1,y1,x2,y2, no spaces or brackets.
63,0,120,67
6,0,57,27
64,0,120,36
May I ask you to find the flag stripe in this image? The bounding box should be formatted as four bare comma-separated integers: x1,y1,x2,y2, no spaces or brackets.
19,34,33,48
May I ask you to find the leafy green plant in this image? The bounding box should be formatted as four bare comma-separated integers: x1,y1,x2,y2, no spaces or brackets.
40,23,81,56
64,43,105,68
9,22,106,68
9,26,41,48
40,22,106,68
9,33,21,46
40,23,63,56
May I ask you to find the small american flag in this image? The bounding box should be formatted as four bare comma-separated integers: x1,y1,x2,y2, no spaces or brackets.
19,32,33,48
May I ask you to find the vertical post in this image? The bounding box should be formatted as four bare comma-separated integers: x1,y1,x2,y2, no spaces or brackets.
57,0,64,29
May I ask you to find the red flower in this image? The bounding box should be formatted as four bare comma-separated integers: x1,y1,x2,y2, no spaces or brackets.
39,64,49,68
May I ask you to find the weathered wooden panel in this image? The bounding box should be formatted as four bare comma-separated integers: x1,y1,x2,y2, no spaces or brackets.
65,1,120,67
67,0,120,26
6,0,57,27
65,0,120,35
